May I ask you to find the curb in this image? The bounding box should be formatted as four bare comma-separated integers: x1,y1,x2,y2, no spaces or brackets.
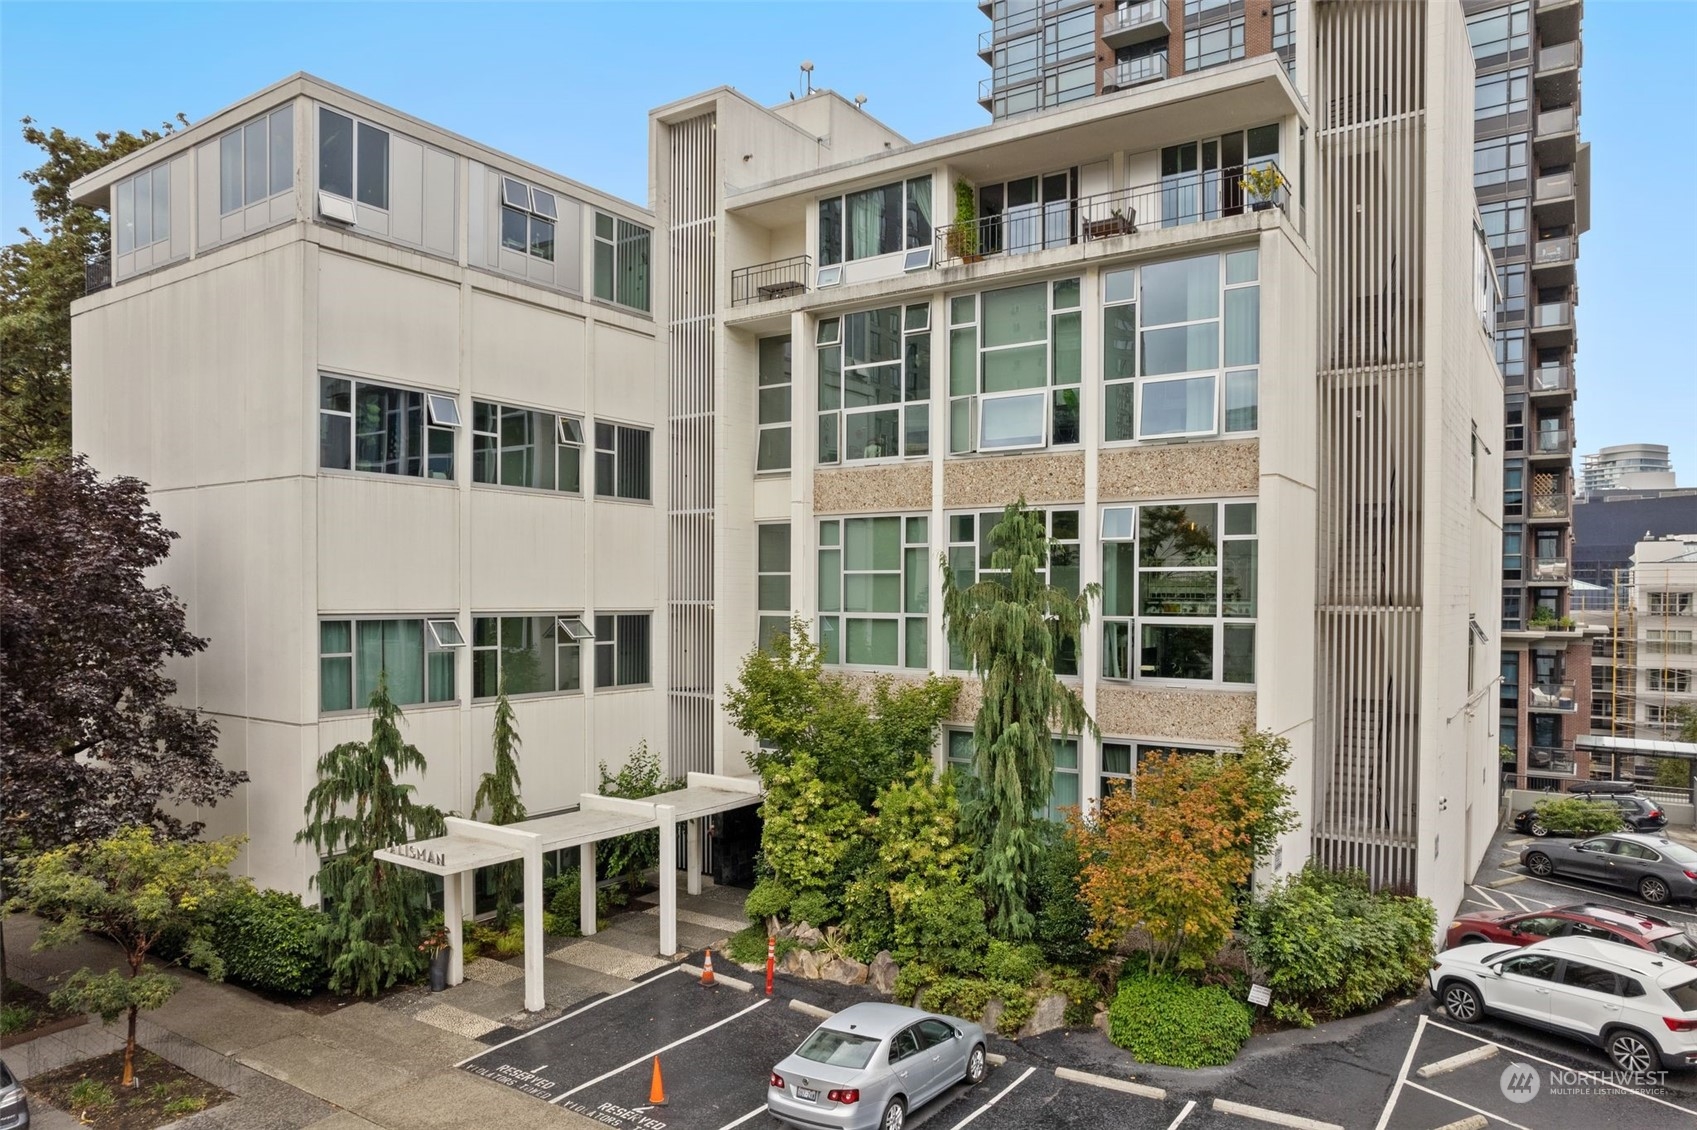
1431,1117,1488,1130
1485,874,1526,888
1211,1098,1344,1130
787,999,833,1020
684,964,753,993
1053,1066,1165,1101
1416,1046,1497,1078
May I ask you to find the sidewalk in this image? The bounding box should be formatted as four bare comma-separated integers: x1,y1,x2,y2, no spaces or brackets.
3,913,604,1130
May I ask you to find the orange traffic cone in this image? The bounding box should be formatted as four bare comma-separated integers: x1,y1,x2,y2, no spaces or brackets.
649,1056,667,1106
701,947,717,986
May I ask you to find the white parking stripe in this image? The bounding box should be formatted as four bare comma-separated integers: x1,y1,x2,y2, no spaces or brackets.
1466,885,1504,911
552,997,771,1101
942,1066,1036,1130
1403,1081,1532,1130
716,1106,768,1130
455,964,688,1066
1165,1099,1198,1129
1497,868,1697,923
1371,1013,1426,1130
1424,1017,1697,1116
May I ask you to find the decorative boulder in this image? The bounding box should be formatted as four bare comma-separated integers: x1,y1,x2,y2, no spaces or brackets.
868,951,899,996
1018,993,1069,1039
793,923,825,947
818,956,870,985
980,1000,1005,1034
798,948,823,978
781,949,807,975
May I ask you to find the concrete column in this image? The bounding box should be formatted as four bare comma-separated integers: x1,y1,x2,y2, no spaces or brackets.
686,818,703,897
444,871,465,987
579,841,597,937
657,803,678,957
522,834,544,1012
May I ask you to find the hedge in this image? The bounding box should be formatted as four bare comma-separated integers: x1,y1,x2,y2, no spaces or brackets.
213,889,330,996
1107,975,1252,1068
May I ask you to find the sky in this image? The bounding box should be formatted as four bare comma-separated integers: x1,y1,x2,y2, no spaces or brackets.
2,1,1693,477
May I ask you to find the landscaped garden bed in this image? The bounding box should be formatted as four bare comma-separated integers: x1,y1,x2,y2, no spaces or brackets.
26,1049,229,1129
0,977,86,1047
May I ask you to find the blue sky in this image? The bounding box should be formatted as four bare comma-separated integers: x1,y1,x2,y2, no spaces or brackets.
3,1,1693,476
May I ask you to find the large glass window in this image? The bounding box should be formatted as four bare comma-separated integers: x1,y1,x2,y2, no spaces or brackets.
1467,1,1530,64
1101,501,1256,685
1184,17,1245,73
817,176,932,266
320,617,460,711
757,523,792,652
947,508,1080,675
114,164,172,256
1480,199,1529,256
1475,69,1530,121
818,515,929,669
1160,126,1280,227
594,613,652,687
817,305,929,464
471,401,581,492
757,336,792,472
948,277,1079,453
219,106,293,216
319,375,457,480
594,422,651,501
593,212,652,312
1474,135,1529,189
500,176,558,263
1103,249,1258,442
318,108,388,210
471,614,588,698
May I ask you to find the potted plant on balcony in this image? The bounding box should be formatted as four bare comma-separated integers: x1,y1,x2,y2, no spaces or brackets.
1086,206,1137,240
1239,165,1287,212
945,180,982,263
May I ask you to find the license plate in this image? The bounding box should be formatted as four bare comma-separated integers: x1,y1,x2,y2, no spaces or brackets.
795,1087,819,1102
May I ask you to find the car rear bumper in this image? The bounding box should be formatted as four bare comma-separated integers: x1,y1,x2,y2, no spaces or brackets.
768,1090,870,1130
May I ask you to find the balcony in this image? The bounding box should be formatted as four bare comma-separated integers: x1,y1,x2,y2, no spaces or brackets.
1535,41,1581,107
730,255,810,308
1531,427,1571,460
934,160,1290,268
84,254,112,295
1103,52,1169,92
1530,298,1574,345
1528,683,1578,713
1535,105,1578,166
1535,0,1582,48
1529,363,1570,397
1530,492,1570,520
1102,1,1170,49
1532,234,1575,286
1533,169,1576,227
1532,557,1571,583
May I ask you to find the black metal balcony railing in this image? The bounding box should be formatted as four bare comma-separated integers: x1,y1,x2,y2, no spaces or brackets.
935,161,1290,267
730,254,810,308
85,254,113,295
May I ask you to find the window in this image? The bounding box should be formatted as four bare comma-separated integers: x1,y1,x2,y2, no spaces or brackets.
1101,501,1257,685
1184,17,1245,72
319,375,456,480
1648,592,1694,616
1510,915,1565,938
114,164,172,255
1648,669,1693,693
1497,263,1527,321
947,507,1080,674
471,401,581,492
1475,69,1530,121
757,336,792,472
1500,954,1557,980
471,615,586,698
817,176,932,266
1503,525,1522,579
219,106,293,215
1496,331,1526,383
593,212,652,311
1474,136,1529,189
1467,1,1530,63
976,170,1075,257
594,613,651,688
499,176,558,262
320,617,459,711
1480,199,1528,256
1272,1,1296,84
1104,250,1259,442
1044,739,1080,822
1503,464,1524,516
818,515,929,668
1101,740,1134,799
758,523,792,651
947,730,975,775
1160,127,1280,227
319,108,389,209
594,423,651,501
948,278,1079,453
1646,630,1695,656
817,305,930,464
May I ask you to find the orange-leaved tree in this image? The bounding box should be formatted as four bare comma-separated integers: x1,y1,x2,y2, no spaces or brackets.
1069,729,1296,974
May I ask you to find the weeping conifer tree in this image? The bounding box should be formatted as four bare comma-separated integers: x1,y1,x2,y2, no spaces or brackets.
297,674,445,996
474,677,526,927
942,499,1098,938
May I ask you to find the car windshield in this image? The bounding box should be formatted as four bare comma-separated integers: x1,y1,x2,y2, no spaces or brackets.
796,1028,880,1070
1655,932,1697,963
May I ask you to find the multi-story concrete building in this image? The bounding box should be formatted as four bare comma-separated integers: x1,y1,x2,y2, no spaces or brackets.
70,75,668,899
71,1,1503,917
1464,0,1592,788
1633,537,1697,740
1581,442,1676,499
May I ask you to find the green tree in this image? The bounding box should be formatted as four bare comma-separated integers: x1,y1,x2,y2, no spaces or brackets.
9,827,243,1086
1,117,184,464
296,676,445,996
1669,704,1697,745
596,742,684,892
941,500,1099,938
473,679,526,928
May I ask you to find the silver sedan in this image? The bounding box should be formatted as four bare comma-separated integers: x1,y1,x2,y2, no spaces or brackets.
767,1002,988,1130
1521,832,1697,905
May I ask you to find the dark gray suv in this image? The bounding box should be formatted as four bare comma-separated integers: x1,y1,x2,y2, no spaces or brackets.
1513,793,1668,837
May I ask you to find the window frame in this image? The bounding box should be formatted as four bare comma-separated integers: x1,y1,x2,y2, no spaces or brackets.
470,399,584,494
816,305,931,466
499,175,559,263
757,335,793,473
318,616,459,713
318,374,458,482
593,612,653,689
757,523,792,653
218,106,294,217
946,507,1081,675
817,514,930,671
593,421,653,502
593,211,652,313
471,612,587,699
816,175,934,267
318,106,391,211
948,277,1081,456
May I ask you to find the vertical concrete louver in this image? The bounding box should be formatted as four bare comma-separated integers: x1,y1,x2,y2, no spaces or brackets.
1312,0,1427,889
664,113,718,776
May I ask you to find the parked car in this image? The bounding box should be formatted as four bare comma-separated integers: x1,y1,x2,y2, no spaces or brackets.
1446,903,1697,964
0,1059,29,1130
767,1002,988,1130
1570,780,1642,797
1431,936,1697,1073
1521,832,1697,905
1512,794,1667,837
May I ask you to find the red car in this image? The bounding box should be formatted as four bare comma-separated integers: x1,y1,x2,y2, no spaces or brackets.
1445,903,1697,964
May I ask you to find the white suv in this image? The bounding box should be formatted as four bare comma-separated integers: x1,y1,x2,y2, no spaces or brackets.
1430,935,1697,1073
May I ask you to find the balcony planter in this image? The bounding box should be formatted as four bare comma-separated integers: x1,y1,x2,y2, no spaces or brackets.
1239,166,1287,214
948,180,982,263
1087,209,1137,239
